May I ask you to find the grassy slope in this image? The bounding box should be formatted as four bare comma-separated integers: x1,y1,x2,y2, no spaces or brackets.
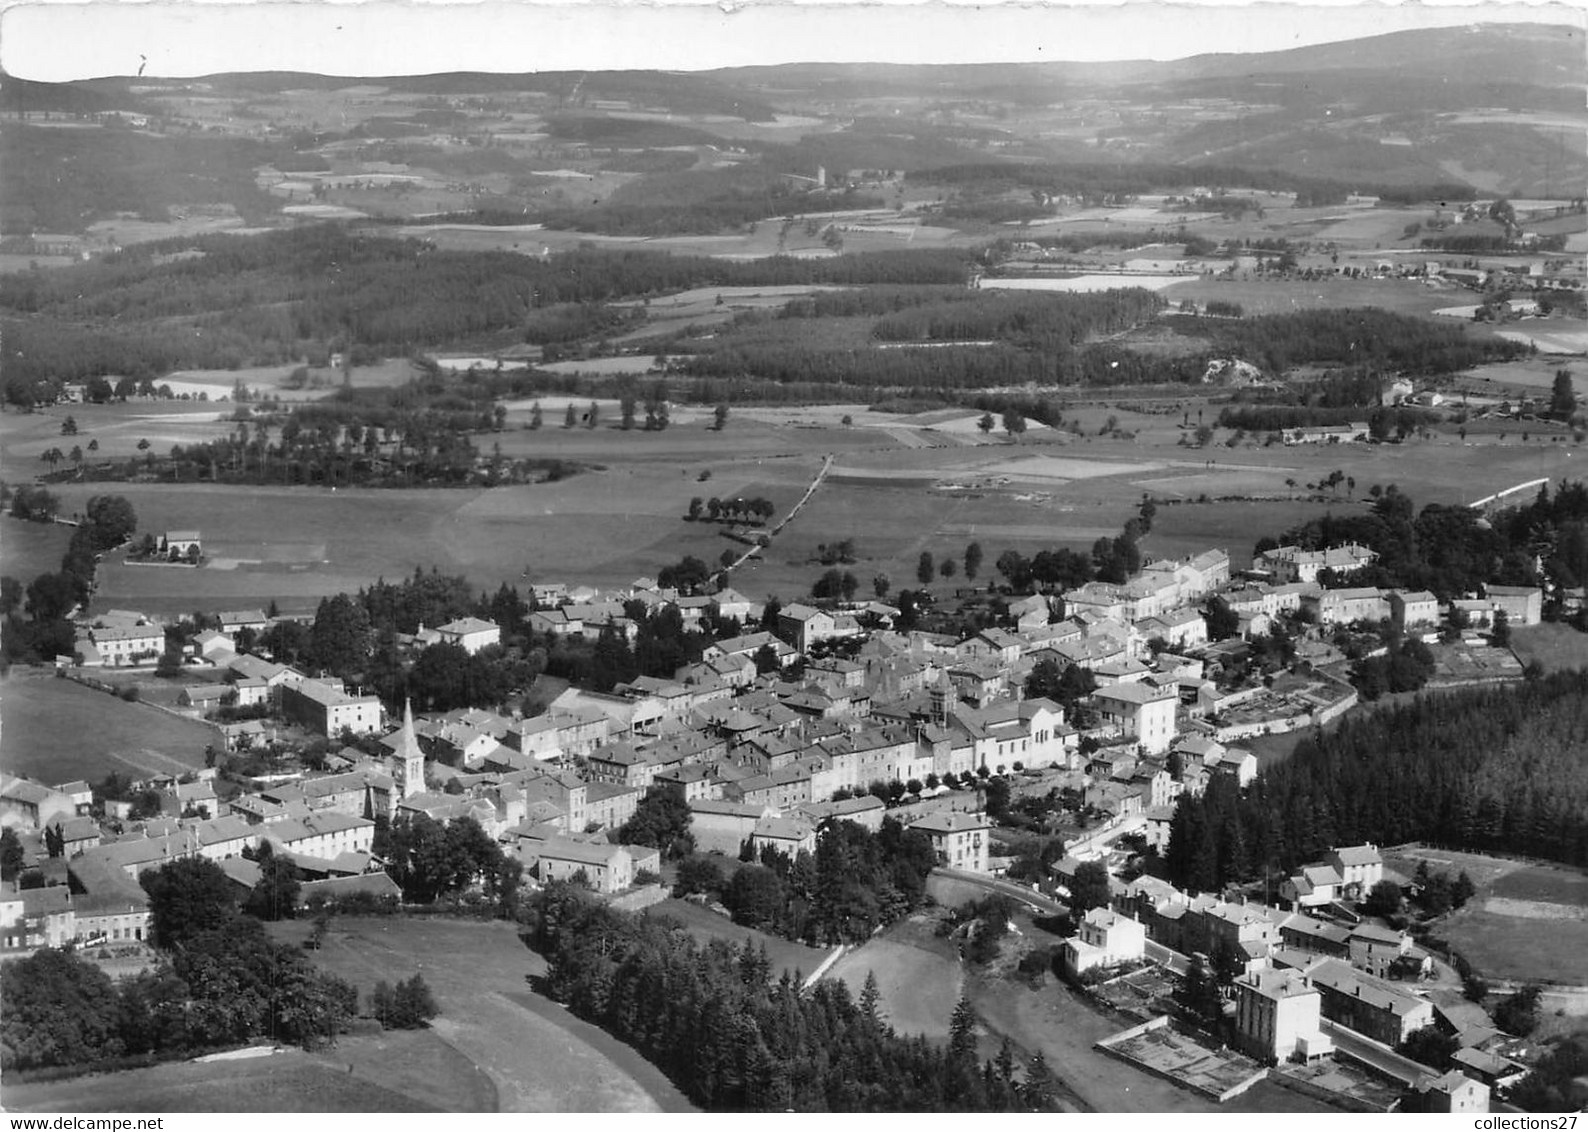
270,916,693,1113
0,671,216,783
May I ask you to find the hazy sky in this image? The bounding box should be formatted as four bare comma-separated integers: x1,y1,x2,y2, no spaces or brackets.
1,0,1580,81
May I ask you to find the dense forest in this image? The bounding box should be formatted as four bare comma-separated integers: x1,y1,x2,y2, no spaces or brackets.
526,883,1056,1111
1173,308,1526,376
0,124,286,233
0,226,974,402
1164,673,1588,896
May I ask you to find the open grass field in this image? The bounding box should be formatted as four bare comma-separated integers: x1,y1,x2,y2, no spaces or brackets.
823,915,964,1038
0,1042,452,1113
643,896,832,982
1141,498,1360,566
270,915,694,1112
1458,357,1588,395
0,400,232,480
1383,846,1588,986
1496,324,1588,356
1,515,73,581
1160,275,1465,318
1439,906,1588,986
0,670,217,783
1510,622,1588,674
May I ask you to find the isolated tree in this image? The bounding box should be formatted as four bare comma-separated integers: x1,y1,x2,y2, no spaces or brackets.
0,827,23,882
530,402,544,429
1362,878,1404,918
309,593,372,676
60,415,78,436
938,558,956,579
978,412,995,435
1205,596,1240,641
964,542,983,582
1002,409,1027,441
586,402,599,429
563,403,577,429
1494,985,1543,1037
917,551,935,586
687,497,704,522
714,403,729,430
620,392,638,430
140,857,236,950
872,573,890,599
243,842,301,921
1069,860,1111,914
1551,369,1577,421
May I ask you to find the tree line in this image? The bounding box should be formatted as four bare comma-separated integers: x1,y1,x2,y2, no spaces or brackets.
1164,672,1588,895
2,492,137,668
1180,307,1526,377
0,856,360,1073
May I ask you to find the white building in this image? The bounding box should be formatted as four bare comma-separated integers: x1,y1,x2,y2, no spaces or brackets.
1092,682,1179,754
435,616,502,655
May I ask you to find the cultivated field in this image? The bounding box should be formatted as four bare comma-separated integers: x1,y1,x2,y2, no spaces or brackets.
0,671,217,783
272,915,694,1112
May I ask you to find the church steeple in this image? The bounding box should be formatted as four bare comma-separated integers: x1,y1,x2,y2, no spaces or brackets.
393,698,425,798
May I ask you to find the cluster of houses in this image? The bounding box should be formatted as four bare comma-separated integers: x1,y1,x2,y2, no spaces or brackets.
1058,843,1522,1112
19,537,1542,978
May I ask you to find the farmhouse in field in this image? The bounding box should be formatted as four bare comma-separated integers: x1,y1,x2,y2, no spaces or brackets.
160,530,202,558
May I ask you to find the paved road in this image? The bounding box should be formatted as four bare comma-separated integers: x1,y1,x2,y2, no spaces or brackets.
1145,938,1190,976
1321,1019,1432,1087
931,867,1067,916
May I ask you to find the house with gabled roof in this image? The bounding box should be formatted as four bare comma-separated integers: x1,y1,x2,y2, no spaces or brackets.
216,609,269,635
435,616,501,654
1326,843,1383,894
750,816,816,859
1282,863,1344,909
688,798,774,855
525,837,636,894
909,811,990,873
